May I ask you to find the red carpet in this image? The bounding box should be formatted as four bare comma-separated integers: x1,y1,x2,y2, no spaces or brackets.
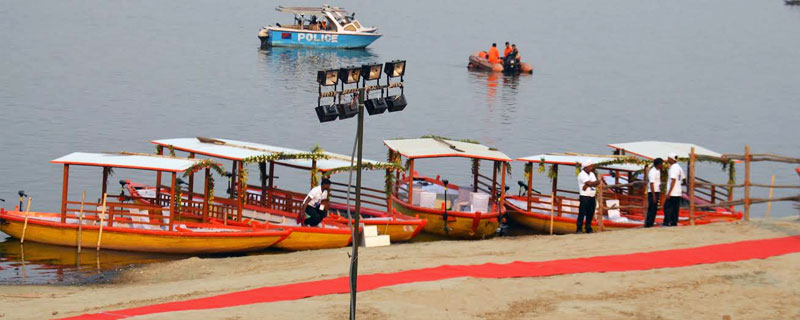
59,235,800,320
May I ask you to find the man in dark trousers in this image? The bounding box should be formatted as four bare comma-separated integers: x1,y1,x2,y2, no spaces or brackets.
663,153,685,227
300,178,331,226
577,161,602,233
645,158,664,227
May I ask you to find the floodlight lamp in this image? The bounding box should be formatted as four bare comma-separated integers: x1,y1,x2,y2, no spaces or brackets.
384,60,406,78
361,63,382,81
338,66,361,84
317,69,339,86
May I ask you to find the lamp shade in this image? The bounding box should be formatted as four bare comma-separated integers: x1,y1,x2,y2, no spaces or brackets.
361,64,382,81
383,60,406,78
338,66,361,84
317,69,339,86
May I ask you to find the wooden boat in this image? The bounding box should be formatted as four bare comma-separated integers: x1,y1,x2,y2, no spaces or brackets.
0,152,290,254
146,137,422,247
258,5,381,49
384,137,512,239
125,182,352,251
507,152,742,235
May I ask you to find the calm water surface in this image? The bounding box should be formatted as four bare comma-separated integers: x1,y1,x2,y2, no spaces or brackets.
1,0,798,283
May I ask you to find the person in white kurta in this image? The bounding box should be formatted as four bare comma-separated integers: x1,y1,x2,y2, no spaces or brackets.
645,158,664,227
577,161,602,233
663,153,685,227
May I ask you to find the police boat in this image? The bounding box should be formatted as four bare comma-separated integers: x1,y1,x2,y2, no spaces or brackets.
258,5,381,49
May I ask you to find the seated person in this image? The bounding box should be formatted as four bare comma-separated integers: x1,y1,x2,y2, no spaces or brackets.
299,178,331,226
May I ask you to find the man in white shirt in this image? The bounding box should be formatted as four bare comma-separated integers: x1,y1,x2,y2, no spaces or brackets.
662,153,685,227
577,161,602,233
645,158,664,228
300,178,331,226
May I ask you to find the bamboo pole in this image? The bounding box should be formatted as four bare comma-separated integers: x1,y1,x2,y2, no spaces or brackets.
77,191,86,253
203,168,210,222
96,193,107,251
596,183,604,232
19,197,33,244
688,147,696,226
765,175,775,219
526,165,533,212
744,145,751,221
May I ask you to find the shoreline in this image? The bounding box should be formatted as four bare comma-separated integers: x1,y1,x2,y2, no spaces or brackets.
1,218,799,319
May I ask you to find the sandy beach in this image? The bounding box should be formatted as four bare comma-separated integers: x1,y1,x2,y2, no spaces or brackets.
1,218,799,320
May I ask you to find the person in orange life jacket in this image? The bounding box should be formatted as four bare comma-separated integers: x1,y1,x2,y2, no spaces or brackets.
645,158,664,228
577,160,602,233
300,178,331,226
503,42,512,58
488,43,501,64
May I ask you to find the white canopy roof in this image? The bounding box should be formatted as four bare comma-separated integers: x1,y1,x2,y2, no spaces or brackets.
276,5,347,16
51,152,201,172
383,138,511,161
608,141,723,160
517,153,644,171
151,138,380,172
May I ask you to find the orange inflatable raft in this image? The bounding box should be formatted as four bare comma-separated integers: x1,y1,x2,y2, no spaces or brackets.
468,51,533,74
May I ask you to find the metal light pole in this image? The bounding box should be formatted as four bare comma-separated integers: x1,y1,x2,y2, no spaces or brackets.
349,88,365,320
315,62,406,320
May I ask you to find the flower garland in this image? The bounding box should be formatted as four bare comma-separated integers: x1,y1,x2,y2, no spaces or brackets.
241,151,330,164
182,159,226,178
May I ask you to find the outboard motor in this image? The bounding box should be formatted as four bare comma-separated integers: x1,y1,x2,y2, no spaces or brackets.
258,27,270,49
503,55,520,74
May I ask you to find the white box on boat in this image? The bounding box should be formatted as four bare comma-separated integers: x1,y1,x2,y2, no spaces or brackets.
471,193,489,213
412,188,423,206
419,191,436,208
363,225,379,237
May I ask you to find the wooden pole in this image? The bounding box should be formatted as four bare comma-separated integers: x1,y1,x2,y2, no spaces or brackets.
203,168,210,223
642,164,649,215
744,145,751,221
169,172,177,230
552,165,559,216
728,164,735,211
311,159,317,189
526,164,533,212
268,161,275,209
77,191,86,253
188,153,195,197
96,194,107,251
473,159,479,192
156,147,163,206
596,181,605,232
408,159,415,205
237,161,244,222
499,162,506,221
765,174,776,219
20,197,33,244
688,147,696,226
549,198,554,235
61,164,70,223
491,162,498,202
230,160,237,199
101,167,109,200
260,161,267,207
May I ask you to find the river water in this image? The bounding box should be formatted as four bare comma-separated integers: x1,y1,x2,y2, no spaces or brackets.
1,0,798,284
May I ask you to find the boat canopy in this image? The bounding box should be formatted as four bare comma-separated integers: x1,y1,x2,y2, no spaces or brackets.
608,141,723,160
275,5,347,17
51,152,203,172
151,138,381,171
383,138,511,162
517,153,644,171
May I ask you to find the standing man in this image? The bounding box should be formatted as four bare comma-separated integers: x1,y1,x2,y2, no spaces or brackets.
488,43,501,64
663,153,685,227
645,158,664,228
300,178,331,227
577,161,601,233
